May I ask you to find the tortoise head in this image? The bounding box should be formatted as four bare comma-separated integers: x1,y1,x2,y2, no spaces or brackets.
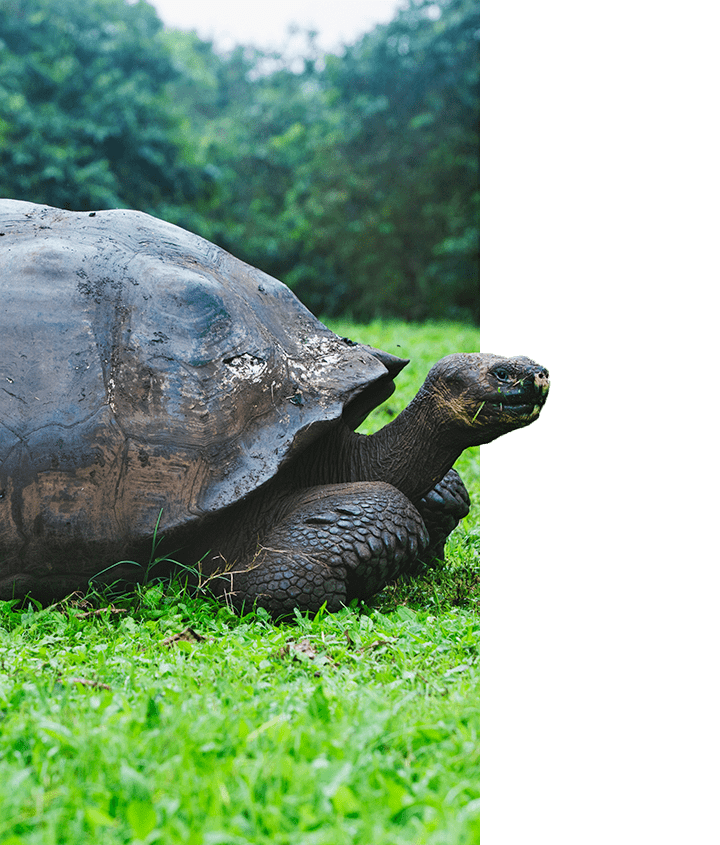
426,352,550,446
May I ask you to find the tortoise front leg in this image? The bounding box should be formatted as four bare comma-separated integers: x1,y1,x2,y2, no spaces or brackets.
415,468,471,566
207,482,428,618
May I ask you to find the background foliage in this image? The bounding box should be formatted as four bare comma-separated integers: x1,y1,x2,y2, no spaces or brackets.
0,0,478,322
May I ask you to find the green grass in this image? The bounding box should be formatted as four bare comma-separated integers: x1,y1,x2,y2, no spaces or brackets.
0,320,479,845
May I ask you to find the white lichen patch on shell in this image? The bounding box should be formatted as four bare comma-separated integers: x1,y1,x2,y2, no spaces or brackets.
223,353,268,383
287,335,359,385
106,375,118,415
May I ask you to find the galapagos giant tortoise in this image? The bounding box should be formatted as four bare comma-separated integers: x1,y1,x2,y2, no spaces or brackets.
0,199,549,616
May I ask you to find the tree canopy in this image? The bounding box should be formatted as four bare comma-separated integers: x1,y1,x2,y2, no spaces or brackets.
0,0,478,322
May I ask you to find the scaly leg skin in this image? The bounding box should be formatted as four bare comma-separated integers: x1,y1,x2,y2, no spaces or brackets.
414,468,471,568
210,482,429,618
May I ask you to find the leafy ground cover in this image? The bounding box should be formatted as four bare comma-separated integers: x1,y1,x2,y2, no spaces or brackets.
0,320,479,845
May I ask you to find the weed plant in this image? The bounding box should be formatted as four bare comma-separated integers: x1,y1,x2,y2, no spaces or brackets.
0,320,479,844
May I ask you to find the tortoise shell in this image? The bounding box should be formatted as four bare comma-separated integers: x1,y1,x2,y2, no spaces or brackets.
0,199,397,567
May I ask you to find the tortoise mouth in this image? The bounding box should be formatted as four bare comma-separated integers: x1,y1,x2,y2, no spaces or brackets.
514,402,542,418
497,401,542,418
483,391,545,419
489,375,549,413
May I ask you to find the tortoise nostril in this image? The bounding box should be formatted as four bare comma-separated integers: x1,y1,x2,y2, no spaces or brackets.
533,371,550,394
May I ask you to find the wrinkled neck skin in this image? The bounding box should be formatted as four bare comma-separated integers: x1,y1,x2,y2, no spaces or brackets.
288,386,470,504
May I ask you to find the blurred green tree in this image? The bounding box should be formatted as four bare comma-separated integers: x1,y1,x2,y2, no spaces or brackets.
283,0,479,321
0,0,478,322
0,0,206,215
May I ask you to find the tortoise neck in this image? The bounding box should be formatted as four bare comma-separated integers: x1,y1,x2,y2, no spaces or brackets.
342,388,465,503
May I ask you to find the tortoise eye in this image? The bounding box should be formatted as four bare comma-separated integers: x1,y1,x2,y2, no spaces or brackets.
494,368,510,381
